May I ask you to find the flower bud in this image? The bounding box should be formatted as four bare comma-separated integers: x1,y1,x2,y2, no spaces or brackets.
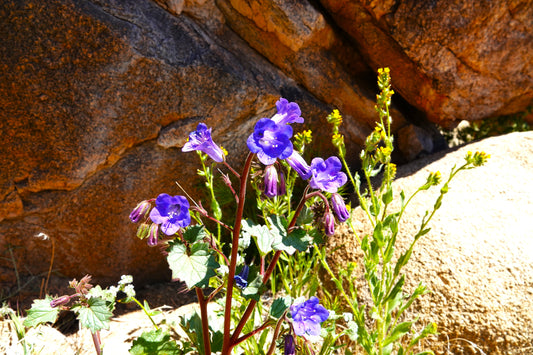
129,200,152,223
234,264,249,289
284,334,296,355
50,295,71,308
324,212,335,236
331,193,349,222
136,222,151,240
264,165,285,198
147,223,159,247
285,151,311,180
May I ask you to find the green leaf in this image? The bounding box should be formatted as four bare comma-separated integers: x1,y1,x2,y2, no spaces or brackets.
383,321,413,347
167,242,220,289
241,219,273,256
129,328,183,355
296,204,314,225
23,296,60,328
73,297,113,332
274,228,312,255
382,187,393,205
409,322,437,348
241,274,265,301
183,225,207,244
270,296,292,319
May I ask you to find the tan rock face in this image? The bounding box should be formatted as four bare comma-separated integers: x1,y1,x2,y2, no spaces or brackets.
320,0,533,127
327,132,533,354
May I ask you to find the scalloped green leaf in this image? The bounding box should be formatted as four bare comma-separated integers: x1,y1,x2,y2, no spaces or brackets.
167,242,219,289
73,297,113,332
270,296,292,319
23,296,60,328
241,274,265,301
241,219,274,256
183,225,208,244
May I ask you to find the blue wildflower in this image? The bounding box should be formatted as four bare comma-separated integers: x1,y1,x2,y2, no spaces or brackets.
271,98,304,125
290,296,329,337
247,98,303,165
182,123,225,162
149,194,191,235
285,151,311,180
247,118,294,165
331,193,349,222
234,265,249,289
309,157,347,193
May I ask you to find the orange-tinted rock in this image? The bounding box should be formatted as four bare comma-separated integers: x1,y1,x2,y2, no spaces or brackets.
319,0,533,127
0,0,331,291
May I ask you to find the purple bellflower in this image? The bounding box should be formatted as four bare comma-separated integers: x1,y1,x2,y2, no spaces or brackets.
234,264,249,289
149,193,191,235
264,165,286,198
331,193,350,222
247,98,304,165
271,98,304,125
147,223,159,247
129,200,152,223
309,156,348,193
284,334,296,355
247,117,293,165
324,212,335,236
182,123,225,162
286,150,311,180
290,296,330,337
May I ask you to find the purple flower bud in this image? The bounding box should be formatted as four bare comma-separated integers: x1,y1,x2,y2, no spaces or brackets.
324,212,335,236
284,334,296,355
331,193,350,222
309,156,347,193
285,151,311,180
50,295,71,308
147,223,159,247
264,165,286,198
278,170,287,196
182,123,225,162
290,296,330,337
129,200,152,223
234,264,249,289
149,193,191,235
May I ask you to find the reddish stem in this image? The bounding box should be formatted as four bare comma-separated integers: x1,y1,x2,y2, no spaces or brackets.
221,153,254,355
197,288,212,355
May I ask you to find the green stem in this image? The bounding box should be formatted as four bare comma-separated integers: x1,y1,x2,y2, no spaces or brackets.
132,297,159,329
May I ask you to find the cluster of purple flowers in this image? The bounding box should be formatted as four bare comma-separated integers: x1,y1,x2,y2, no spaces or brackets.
129,193,192,246
248,98,349,235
